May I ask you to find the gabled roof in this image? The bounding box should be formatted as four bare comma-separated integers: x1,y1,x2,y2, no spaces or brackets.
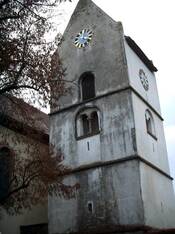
125,36,158,72
0,95,49,144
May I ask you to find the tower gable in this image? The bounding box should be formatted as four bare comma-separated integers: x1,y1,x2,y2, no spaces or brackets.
52,0,128,111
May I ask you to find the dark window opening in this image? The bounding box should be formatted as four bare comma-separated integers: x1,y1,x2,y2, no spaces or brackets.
20,223,48,234
81,73,95,101
82,114,90,135
87,142,90,151
145,110,157,140
146,117,152,133
91,111,99,134
0,147,11,201
87,202,93,213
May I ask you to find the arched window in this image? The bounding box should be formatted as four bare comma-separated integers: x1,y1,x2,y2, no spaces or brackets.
76,108,100,139
0,147,11,200
80,72,95,101
145,110,156,138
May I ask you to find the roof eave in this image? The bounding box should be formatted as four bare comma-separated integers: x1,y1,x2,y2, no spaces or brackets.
125,36,158,73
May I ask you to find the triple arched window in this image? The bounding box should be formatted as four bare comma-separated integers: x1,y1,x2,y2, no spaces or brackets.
76,108,100,139
145,109,156,139
79,72,95,101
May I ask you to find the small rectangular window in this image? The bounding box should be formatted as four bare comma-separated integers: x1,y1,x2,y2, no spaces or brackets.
87,201,93,213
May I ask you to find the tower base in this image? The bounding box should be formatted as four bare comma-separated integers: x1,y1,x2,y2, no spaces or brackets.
65,225,175,234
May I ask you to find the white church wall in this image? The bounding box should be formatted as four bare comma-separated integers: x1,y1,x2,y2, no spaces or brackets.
124,39,161,115
100,92,135,161
48,175,78,234
48,160,144,234
77,135,101,165
140,162,175,228
0,125,48,234
0,204,47,234
49,0,175,231
132,93,170,174
50,90,135,169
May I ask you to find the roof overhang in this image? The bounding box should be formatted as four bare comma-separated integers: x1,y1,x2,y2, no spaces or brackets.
0,113,49,145
125,36,158,73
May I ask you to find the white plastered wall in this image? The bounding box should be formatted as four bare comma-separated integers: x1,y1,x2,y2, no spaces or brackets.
0,125,48,234
132,93,170,174
124,39,161,114
140,162,175,228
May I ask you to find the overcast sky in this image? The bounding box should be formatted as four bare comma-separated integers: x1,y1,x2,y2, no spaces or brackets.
55,0,175,183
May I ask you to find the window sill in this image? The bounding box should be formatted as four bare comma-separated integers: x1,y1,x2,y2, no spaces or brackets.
76,131,100,141
147,131,157,141
82,96,96,102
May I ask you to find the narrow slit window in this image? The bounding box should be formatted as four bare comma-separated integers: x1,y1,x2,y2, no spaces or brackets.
87,201,93,213
87,142,90,151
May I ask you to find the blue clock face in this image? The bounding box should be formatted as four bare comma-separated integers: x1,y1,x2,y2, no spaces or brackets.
74,29,93,48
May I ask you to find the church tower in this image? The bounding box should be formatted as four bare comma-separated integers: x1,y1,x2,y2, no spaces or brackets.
49,0,175,233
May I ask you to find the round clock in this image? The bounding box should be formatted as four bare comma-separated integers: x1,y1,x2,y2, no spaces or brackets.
139,69,149,91
74,29,93,48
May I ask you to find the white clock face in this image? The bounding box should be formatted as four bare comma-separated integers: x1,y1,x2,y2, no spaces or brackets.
74,29,93,48
139,69,149,91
